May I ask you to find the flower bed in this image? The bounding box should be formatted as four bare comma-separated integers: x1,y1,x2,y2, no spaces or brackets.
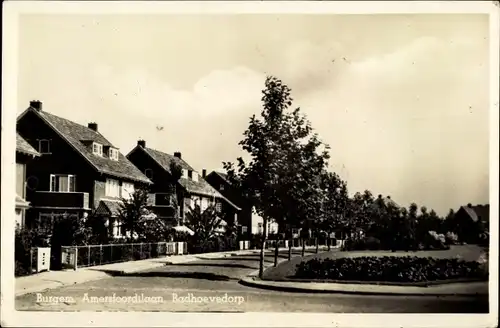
295,256,487,283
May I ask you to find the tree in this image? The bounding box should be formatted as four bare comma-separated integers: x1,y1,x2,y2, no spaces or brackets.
223,76,329,276
118,187,156,241
184,204,225,252
320,172,349,250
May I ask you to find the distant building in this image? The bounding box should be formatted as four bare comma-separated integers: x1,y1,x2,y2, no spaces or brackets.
16,101,152,238
127,141,240,231
205,171,278,237
452,203,490,243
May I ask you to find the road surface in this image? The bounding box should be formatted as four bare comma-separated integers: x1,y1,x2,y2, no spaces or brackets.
16,251,488,312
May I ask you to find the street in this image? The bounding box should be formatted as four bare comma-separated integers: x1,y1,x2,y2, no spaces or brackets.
16,251,488,313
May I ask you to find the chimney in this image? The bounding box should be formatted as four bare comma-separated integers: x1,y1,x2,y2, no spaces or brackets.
88,122,98,132
467,203,472,208
137,140,146,148
174,152,182,159
30,100,42,111
202,169,207,178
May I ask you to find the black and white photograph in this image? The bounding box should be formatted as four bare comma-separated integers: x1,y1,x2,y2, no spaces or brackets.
1,1,498,327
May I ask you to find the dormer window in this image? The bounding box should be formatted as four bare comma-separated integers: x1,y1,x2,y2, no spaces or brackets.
108,147,119,161
92,142,103,156
192,171,199,182
182,169,189,179
38,139,51,154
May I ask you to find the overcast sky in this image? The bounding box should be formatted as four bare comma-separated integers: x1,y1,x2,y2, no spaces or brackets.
17,14,490,216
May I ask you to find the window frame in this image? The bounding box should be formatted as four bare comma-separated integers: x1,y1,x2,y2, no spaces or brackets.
108,148,119,161
144,169,154,180
38,139,51,154
105,178,121,197
49,174,76,192
92,142,103,156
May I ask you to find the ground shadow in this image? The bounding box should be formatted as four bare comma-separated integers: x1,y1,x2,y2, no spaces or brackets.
116,271,237,281
163,262,257,269
196,256,275,263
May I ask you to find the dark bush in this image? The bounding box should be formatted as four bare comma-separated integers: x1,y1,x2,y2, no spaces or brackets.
295,256,487,283
15,227,49,276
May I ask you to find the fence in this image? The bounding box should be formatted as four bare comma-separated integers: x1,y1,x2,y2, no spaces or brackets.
61,241,187,270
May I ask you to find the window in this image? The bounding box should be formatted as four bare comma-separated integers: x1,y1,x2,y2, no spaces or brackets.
216,201,222,213
192,172,198,182
121,182,135,199
108,148,119,161
38,139,51,154
220,184,225,191
105,179,120,197
188,170,193,179
144,169,153,180
50,174,76,192
16,163,26,197
92,142,103,156
182,169,189,179
241,226,248,234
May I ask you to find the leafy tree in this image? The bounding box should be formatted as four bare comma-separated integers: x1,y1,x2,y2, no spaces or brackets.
320,172,349,250
118,187,157,242
184,204,227,252
224,76,329,276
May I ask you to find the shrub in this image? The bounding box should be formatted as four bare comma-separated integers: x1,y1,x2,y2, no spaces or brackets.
15,227,49,276
342,236,382,251
295,256,487,283
445,232,459,245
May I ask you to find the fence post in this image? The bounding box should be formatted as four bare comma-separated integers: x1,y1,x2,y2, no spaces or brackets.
88,245,91,267
74,247,78,271
30,248,33,274
99,244,103,265
140,242,143,259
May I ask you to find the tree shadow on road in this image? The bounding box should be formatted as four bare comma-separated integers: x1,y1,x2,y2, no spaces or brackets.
163,263,257,269
115,271,239,281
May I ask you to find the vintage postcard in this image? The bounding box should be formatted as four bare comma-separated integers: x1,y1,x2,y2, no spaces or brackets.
1,1,498,327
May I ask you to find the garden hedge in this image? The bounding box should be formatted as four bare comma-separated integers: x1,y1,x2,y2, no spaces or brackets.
295,256,487,283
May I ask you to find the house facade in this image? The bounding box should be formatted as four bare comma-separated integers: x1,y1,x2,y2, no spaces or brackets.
127,141,241,232
452,203,490,243
205,171,278,238
16,101,152,238
15,133,41,229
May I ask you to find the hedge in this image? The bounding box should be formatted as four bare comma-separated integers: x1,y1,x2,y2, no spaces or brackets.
295,256,487,283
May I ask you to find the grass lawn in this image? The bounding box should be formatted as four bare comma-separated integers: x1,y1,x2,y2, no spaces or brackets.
262,245,488,281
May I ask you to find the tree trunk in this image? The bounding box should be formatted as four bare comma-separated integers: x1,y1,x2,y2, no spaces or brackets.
327,233,331,251
288,237,292,261
315,235,319,254
301,237,306,257
258,217,268,279
274,238,279,267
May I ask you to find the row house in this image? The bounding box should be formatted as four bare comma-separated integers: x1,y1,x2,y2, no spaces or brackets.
205,171,279,237
127,140,241,231
16,101,152,238
15,133,41,229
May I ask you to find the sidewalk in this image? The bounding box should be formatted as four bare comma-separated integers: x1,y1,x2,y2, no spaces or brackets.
15,249,260,297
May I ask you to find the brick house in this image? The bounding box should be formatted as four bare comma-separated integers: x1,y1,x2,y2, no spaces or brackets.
205,171,278,237
16,101,152,238
126,140,241,232
15,133,41,229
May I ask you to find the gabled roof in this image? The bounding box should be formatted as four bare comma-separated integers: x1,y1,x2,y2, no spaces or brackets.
18,107,151,184
130,146,241,210
460,204,490,223
95,200,123,217
16,133,40,157
210,171,231,184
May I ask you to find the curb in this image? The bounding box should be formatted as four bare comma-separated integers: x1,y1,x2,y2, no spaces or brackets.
238,276,489,297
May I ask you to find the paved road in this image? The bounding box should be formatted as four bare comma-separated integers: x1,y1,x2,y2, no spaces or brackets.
16,251,488,313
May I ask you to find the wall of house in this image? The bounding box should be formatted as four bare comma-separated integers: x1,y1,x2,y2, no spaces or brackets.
205,173,253,232
127,147,182,221
251,209,279,236
17,111,97,224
